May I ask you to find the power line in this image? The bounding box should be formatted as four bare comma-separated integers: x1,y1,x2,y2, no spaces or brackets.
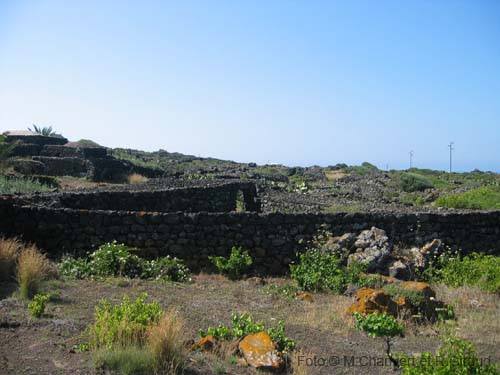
448,142,454,173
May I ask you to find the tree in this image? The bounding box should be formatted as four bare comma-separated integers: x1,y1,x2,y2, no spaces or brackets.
28,125,64,138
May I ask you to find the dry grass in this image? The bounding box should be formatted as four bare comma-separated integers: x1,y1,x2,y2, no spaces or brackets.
434,284,500,348
0,237,21,281
325,170,346,181
287,349,317,375
16,244,51,299
127,173,149,184
147,309,187,375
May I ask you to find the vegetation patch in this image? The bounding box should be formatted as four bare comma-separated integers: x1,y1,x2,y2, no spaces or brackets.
0,175,52,194
209,246,253,280
435,186,500,210
16,244,52,299
58,241,190,282
399,338,500,375
426,253,500,293
89,293,162,350
27,293,50,318
398,172,435,192
199,312,296,353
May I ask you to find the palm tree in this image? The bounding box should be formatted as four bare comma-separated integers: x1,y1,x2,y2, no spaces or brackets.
28,125,64,138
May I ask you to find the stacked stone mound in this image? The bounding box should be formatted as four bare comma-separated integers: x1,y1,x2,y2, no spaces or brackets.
323,227,445,280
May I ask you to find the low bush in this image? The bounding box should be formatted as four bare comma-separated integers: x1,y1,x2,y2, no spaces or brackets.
429,253,500,293
398,173,435,192
290,250,345,293
28,293,50,318
140,256,190,282
0,175,52,194
58,242,190,282
290,252,386,293
147,310,187,374
435,186,500,210
16,245,51,299
88,242,144,278
0,237,20,281
209,246,253,280
399,338,500,374
199,312,296,353
89,293,162,350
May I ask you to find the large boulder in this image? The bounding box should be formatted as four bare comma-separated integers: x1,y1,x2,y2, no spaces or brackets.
347,227,391,272
347,288,398,317
238,332,283,370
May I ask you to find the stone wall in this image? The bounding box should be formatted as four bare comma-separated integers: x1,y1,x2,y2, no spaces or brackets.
0,195,498,274
17,182,260,213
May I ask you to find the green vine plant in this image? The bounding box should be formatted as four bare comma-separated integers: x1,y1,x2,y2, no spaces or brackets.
354,312,404,369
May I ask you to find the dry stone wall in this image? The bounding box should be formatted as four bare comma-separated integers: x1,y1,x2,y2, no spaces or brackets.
0,187,498,274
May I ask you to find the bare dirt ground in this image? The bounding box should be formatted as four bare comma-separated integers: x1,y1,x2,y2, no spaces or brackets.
0,275,499,375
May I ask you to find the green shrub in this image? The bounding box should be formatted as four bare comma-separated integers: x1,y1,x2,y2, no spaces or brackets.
58,256,93,279
0,175,52,194
89,293,162,350
399,338,500,375
199,312,296,353
89,242,144,278
140,256,190,282
399,173,435,192
209,247,253,280
58,242,190,282
435,186,500,210
354,312,404,368
431,253,500,293
28,293,50,318
94,346,154,375
290,250,345,293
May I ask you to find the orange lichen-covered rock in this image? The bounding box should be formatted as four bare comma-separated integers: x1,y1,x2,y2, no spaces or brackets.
347,288,398,317
191,335,217,351
400,281,436,299
238,332,283,369
395,296,412,312
295,292,314,303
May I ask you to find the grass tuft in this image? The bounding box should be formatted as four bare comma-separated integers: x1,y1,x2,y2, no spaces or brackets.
127,173,149,184
147,309,187,374
16,245,51,299
0,237,21,281
94,346,154,375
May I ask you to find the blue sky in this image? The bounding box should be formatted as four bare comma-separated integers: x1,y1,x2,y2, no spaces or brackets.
0,1,499,171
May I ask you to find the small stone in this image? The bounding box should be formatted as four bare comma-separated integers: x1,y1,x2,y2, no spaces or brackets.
295,292,314,303
191,335,217,351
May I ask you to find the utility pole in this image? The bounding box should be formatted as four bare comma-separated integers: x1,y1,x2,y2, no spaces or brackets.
409,150,414,169
448,142,454,173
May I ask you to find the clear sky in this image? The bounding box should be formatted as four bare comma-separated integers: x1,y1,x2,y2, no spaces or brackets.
1,1,499,171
